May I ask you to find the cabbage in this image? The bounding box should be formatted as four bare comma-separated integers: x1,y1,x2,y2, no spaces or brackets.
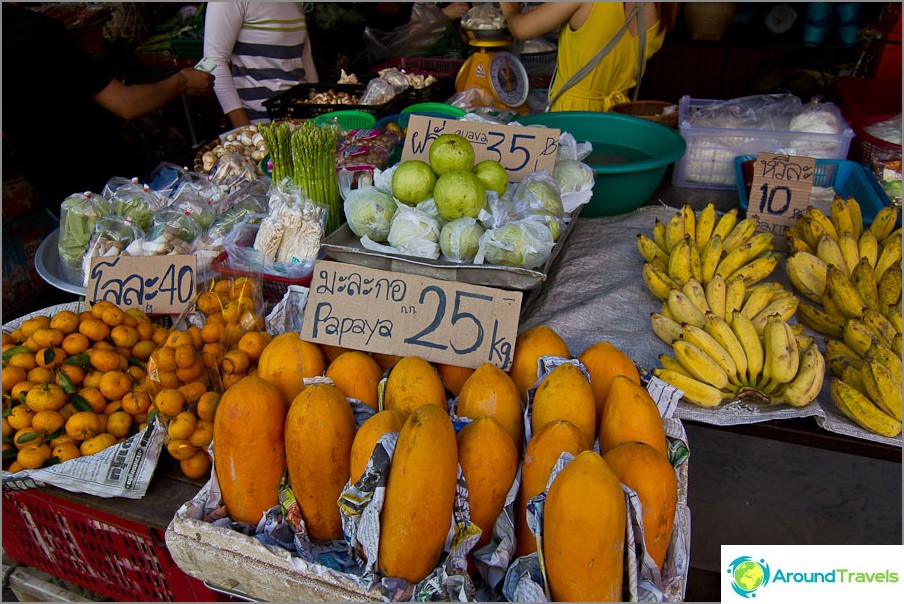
344,187,397,242
477,218,555,269
553,160,595,193
440,217,484,262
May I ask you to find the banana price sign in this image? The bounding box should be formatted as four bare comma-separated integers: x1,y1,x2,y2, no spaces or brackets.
401,114,559,181
746,152,817,244
301,261,523,370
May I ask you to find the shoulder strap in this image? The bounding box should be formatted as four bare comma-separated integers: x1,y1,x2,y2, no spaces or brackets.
633,3,646,101
546,2,644,111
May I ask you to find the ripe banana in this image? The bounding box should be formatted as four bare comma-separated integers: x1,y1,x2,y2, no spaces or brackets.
826,265,866,319
886,305,903,335
740,283,783,320
877,260,902,309
821,288,844,318
857,230,879,269
866,340,902,384
637,233,669,264
643,262,678,300
830,378,902,438
761,315,799,393
894,333,902,358
714,242,752,281
652,218,668,253
705,273,727,319
868,205,899,241
775,342,825,407
787,235,815,255
700,234,723,284
842,363,869,394
861,357,902,421
846,196,863,240
667,289,706,328
805,216,833,250
689,239,704,283
797,302,845,338
850,258,880,312
726,252,779,288
680,204,696,245
785,252,828,304
681,323,740,385
746,232,774,260
651,312,683,345
838,231,860,275
830,196,854,239
874,231,901,283
653,368,726,408
860,308,897,348
843,318,879,358
722,217,757,253
712,207,738,242
824,338,863,366
682,278,710,316
732,313,763,386
817,235,849,277
704,312,749,387
668,237,694,284
805,206,839,242
724,276,747,317
829,355,864,379
665,211,686,252
695,202,716,252
673,339,730,390
750,293,799,335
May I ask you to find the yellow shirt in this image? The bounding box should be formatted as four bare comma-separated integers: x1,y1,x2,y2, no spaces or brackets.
549,3,666,112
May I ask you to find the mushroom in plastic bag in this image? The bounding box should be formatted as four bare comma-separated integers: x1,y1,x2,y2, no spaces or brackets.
81,215,146,285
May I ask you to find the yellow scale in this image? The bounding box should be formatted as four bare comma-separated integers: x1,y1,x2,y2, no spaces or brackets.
455,30,530,114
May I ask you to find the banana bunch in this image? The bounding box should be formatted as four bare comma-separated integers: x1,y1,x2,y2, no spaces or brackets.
639,203,780,300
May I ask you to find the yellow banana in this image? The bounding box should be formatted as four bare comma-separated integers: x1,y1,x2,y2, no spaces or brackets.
797,303,845,338
722,217,757,253
668,236,694,284
680,204,696,245
787,235,815,255
785,252,828,304
842,363,869,394
830,378,902,438
700,234,723,284
844,318,880,358
695,202,716,252
705,273,727,319
805,206,839,242
874,231,901,283
724,275,747,317
886,305,902,335
651,312,683,345
761,315,799,392
877,260,902,309
661,302,676,322
894,333,902,358
659,354,691,376
776,342,825,407
817,234,849,277
681,322,740,385
845,196,863,240
689,239,704,283
712,207,738,242
795,333,815,352
652,218,668,253
804,217,829,250
866,340,902,384
826,265,865,319
673,339,730,390
861,308,897,347
868,205,899,241
821,288,844,318
751,294,799,335
830,355,864,379
682,278,710,316
830,196,855,239
825,338,863,365
861,357,902,421
667,288,706,328
740,283,783,320
838,231,860,275
643,262,678,300
850,258,880,312
715,242,752,281
746,232,774,260
883,227,902,247
665,211,686,252
704,312,748,387
652,368,726,408
726,252,779,288
637,233,669,264
857,230,879,268
732,313,763,386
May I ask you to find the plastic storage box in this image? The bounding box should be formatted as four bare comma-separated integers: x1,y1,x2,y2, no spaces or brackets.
263,83,401,121
672,96,855,190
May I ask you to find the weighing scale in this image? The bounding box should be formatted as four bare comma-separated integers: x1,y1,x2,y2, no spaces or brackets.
455,27,530,113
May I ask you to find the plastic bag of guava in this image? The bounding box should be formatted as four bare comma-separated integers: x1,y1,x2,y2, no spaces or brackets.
440,217,485,262
360,201,440,259
475,218,555,270
553,159,595,213
344,186,397,243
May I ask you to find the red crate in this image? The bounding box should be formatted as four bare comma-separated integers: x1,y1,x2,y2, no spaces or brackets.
2,488,228,602
212,251,314,304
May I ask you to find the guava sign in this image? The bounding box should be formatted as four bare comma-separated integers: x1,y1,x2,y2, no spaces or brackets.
401,114,559,181
87,255,196,314
747,152,816,242
301,261,523,370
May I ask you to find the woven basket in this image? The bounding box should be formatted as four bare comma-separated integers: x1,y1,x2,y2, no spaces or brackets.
610,101,679,129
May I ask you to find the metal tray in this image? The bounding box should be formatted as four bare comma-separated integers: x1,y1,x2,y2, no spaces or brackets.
320,210,581,291
34,229,86,296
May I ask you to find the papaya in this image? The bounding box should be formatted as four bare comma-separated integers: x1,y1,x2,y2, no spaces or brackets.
578,341,641,419
435,362,475,397
319,343,350,364
514,420,585,557
603,442,677,570
382,356,447,417
457,363,524,451
544,451,626,602
378,404,457,583
530,363,596,451
257,333,325,404
325,351,383,411
457,416,518,552
350,409,406,485
598,375,667,457
284,383,356,541
212,376,287,524
508,325,570,403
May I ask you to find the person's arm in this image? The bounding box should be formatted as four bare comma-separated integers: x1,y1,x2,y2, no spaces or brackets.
300,20,319,84
92,68,213,121
499,2,584,40
204,2,249,126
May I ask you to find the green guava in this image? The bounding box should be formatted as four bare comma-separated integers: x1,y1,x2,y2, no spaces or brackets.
392,160,437,206
474,160,508,196
433,170,487,221
429,133,475,175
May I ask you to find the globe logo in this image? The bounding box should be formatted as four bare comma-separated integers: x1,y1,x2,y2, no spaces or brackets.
727,556,770,598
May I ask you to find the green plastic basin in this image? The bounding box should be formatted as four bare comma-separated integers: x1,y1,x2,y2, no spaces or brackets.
517,111,687,217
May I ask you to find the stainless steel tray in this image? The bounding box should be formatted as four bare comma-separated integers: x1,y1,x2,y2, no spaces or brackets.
34,229,86,296
321,211,580,291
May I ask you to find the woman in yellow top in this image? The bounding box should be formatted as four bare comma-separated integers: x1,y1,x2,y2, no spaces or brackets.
501,3,678,112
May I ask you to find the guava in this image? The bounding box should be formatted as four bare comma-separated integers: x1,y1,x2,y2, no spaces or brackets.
344,188,397,242
392,160,437,206
518,179,564,216
440,217,484,262
429,133,475,175
433,170,487,221
474,160,508,196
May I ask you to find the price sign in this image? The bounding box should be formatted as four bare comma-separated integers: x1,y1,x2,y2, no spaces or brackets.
401,114,559,182
87,255,196,314
747,152,817,243
301,260,523,370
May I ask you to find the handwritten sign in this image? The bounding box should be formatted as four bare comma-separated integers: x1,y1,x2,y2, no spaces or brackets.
747,152,816,244
401,115,559,181
301,261,522,370
87,255,196,314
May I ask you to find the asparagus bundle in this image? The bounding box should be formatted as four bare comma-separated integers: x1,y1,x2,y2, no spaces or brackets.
258,122,293,183
291,122,342,234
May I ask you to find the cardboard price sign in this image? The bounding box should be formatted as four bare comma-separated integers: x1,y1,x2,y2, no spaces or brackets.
301,261,523,370
87,255,196,314
747,152,816,238
401,114,559,181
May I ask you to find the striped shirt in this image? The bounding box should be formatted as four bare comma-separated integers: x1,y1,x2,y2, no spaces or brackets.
204,2,318,121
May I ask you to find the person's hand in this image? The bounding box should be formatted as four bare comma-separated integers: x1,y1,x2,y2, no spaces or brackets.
177,68,215,95
499,2,521,19
442,3,470,20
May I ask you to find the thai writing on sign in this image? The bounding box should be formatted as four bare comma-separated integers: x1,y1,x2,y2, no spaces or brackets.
301,260,522,370
87,255,196,314
401,114,559,181
747,152,817,241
